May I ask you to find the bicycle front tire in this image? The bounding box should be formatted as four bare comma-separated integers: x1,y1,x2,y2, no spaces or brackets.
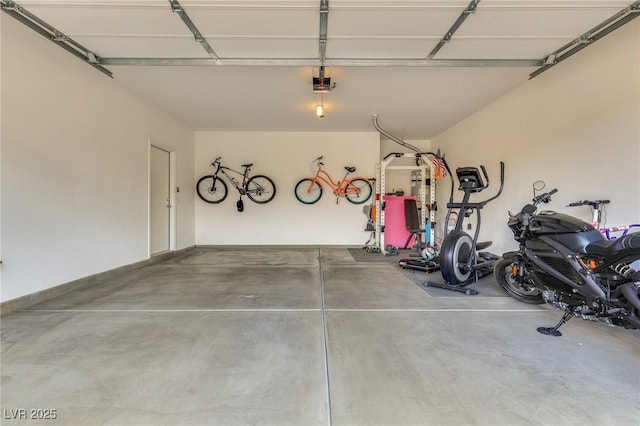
344,178,372,204
294,179,322,204
196,175,228,204
246,175,277,204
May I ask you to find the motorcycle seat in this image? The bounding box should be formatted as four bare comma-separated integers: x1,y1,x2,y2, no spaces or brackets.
585,233,640,256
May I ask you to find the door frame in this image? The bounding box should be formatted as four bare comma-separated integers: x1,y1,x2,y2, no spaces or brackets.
148,140,177,257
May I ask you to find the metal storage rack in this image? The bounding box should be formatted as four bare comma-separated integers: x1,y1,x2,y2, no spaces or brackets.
375,153,436,255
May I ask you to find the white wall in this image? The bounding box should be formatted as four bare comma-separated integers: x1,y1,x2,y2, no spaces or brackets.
195,131,379,245
0,14,3,292
1,15,196,302
432,20,640,256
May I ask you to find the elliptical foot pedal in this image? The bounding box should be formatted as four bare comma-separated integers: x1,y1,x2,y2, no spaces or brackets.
475,241,492,251
478,251,500,261
399,259,440,273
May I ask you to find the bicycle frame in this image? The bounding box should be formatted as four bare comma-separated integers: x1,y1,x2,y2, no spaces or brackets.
309,164,369,197
209,156,254,196
601,225,640,240
215,166,250,195
567,199,640,240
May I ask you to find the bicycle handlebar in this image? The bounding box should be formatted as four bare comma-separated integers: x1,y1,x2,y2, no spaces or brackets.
567,199,610,208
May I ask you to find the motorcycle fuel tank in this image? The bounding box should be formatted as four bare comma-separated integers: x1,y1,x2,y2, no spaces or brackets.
532,211,594,233
531,211,605,253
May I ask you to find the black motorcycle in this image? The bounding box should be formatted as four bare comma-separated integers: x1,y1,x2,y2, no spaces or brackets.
495,187,640,336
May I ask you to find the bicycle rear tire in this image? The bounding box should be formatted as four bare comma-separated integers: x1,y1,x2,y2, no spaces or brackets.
246,175,276,204
344,178,372,204
196,175,228,204
295,179,322,204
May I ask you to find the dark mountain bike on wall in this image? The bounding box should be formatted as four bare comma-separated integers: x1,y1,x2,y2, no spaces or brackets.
196,157,276,210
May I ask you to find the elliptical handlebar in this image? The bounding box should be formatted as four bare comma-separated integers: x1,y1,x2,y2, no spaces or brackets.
479,161,505,206
480,165,489,190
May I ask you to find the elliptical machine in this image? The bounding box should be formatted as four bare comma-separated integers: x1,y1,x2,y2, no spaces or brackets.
426,162,504,295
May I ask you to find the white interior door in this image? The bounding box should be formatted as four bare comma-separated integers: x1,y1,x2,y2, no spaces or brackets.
150,145,171,255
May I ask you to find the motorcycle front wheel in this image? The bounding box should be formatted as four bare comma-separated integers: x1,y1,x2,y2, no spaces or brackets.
494,257,544,304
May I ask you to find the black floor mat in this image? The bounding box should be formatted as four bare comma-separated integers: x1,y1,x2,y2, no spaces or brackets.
348,247,414,263
349,247,507,298
401,269,507,298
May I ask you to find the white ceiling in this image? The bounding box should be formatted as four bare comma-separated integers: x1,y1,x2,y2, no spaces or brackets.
11,0,635,139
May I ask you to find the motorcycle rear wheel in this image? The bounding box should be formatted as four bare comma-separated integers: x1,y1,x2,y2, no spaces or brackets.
494,257,544,304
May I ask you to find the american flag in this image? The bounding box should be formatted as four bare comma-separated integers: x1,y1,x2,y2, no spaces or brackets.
433,156,447,177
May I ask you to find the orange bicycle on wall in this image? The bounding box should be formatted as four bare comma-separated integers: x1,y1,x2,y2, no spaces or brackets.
294,156,373,204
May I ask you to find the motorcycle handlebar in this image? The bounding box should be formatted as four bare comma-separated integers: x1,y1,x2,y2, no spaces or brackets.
532,188,557,205
520,188,557,219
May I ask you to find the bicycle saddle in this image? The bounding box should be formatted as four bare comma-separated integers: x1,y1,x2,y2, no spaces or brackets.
345,166,356,173
242,163,253,168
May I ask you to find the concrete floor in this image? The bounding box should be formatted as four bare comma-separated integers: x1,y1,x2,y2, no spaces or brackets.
1,246,639,426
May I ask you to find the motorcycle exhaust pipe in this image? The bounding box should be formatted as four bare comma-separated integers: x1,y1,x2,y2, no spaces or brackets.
627,313,640,329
